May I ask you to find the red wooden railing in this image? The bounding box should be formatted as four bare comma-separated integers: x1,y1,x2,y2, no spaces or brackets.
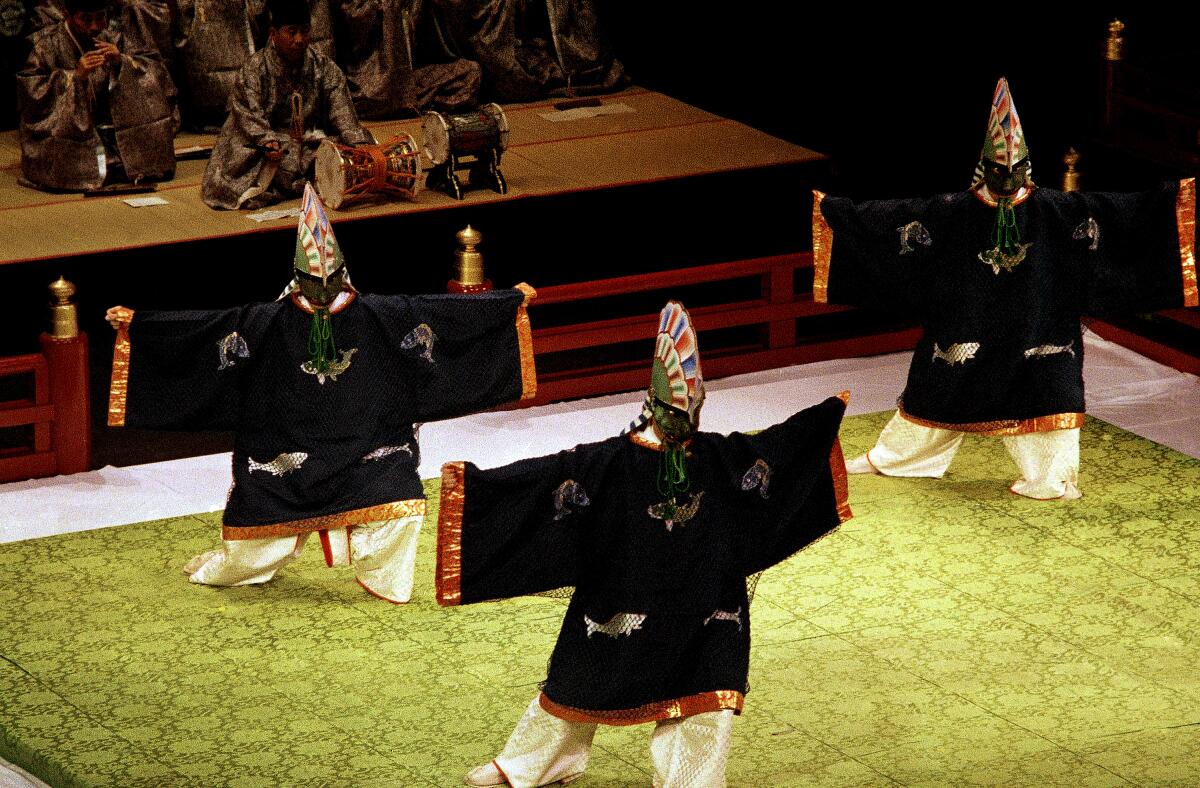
0,332,91,483
524,252,922,405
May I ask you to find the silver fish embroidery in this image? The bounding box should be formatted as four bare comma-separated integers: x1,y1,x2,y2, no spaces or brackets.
896,221,932,254
741,459,771,499
584,612,647,639
703,607,743,632
247,451,309,476
360,444,413,463
978,242,1033,274
646,491,704,532
932,342,980,365
216,332,250,370
1073,217,1100,251
553,480,590,521
402,323,436,363
1024,340,1075,359
300,348,357,384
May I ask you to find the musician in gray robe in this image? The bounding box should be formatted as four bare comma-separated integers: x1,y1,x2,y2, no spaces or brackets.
435,0,625,102
338,0,481,119
201,0,371,210
17,0,177,192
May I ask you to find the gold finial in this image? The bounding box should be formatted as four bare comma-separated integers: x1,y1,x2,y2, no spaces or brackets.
454,225,485,287
1106,19,1125,61
49,276,79,338
1061,148,1082,192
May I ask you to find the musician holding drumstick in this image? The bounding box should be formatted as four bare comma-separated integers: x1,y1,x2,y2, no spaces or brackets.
201,0,372,210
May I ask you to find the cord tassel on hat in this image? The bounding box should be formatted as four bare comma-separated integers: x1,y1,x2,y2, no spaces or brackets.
657,443,689,498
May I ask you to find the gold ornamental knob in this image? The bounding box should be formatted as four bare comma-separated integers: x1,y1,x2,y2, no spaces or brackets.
1106,20,1125,62
49,276,79,338
454,225,485,286
1061,148,1082,193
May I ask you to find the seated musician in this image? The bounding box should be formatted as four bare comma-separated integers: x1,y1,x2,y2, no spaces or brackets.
201,0,372,210
337,0,482,119
17,0,177,193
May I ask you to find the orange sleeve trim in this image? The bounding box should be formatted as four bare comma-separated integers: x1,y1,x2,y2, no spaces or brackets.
436,461,466,606
898,407,1083,437
514,283,538,401
222,499,426,540
1177,178,1197,308
539,689,744,727
829,436,852,523
812,190,833,304
106,307,135,427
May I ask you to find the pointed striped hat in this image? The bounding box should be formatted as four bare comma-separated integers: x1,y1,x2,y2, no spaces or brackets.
651,301,704,420
293,183,344,284
980,77,1028,167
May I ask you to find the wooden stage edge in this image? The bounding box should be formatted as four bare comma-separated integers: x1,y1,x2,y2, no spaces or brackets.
0,87,826,266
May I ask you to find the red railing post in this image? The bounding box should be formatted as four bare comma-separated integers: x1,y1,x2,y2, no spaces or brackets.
40,332,91,475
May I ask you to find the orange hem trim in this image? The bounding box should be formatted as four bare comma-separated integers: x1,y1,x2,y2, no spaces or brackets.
1177,178,1197,308
436,462,466,606
221,499,426,540
514,283,538,401
107,308,134,427
538,690,744,727
812,190,832,304
898,407,1083,437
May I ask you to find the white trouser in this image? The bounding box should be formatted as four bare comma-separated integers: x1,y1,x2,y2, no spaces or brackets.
846,410,1081,500
184,514,423,602
474,695,735,788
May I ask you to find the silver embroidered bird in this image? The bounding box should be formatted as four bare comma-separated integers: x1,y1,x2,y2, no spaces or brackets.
979,242,1033,274
216,332,250,370
740,459,771,499
932,342,980,365
584,612,647,639
300,348,357,384
247,451,309,476
1024,340,1075,359
402,323,436,363
896,221,932,254
647,491,704,531
1073,217,1100,251
360,444,413,463
552,479,590,521
703,607,743,631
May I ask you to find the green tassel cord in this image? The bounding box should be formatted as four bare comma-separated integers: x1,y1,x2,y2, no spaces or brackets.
307,308,337,373
992,197,1022,255
657,442,690,498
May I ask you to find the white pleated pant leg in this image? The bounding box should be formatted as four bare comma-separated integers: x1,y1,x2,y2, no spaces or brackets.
846,410,964,477
467,696,594,787
1002,428,1082,500
185,534,305,586
649,709,736,788
350,514,423,603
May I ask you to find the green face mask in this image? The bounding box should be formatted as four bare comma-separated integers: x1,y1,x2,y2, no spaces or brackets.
982,158,1031,197
651,397,695,444
296,267,346,306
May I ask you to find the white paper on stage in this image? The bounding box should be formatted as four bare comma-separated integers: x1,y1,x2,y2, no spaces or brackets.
123,196,170,207
540,103,635,122
246,208,303,223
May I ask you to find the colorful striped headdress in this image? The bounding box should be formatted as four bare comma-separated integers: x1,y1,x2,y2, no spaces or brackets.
293,183,344,284
980,77,1028,168
626,301,705,435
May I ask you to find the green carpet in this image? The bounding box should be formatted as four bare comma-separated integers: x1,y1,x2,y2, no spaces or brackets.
2,412,1199,787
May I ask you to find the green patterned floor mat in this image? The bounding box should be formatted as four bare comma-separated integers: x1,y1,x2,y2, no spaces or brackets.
2,412,1199,787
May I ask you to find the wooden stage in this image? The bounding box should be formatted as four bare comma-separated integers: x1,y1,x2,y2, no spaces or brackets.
0,87,825,266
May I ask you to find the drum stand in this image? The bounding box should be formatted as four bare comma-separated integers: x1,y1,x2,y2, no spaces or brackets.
427,147,507,201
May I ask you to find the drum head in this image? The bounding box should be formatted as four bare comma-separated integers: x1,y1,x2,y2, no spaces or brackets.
314,139,346,209
482,103,509,152
422,112,451,165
